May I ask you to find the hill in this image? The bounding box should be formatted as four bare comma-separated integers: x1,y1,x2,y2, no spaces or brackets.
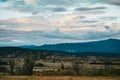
21,39,120,54
0,39,120,57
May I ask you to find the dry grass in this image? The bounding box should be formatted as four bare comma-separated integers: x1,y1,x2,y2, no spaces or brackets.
0,76,120,80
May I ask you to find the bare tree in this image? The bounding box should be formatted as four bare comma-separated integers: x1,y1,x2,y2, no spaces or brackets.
72,62,79,76
23,54,35,75
61,63,64,71
9,59,15,75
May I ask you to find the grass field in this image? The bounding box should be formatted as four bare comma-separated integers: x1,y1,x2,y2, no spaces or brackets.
0,76,120,80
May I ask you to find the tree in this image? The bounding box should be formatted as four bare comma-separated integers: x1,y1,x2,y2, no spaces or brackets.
0,59,2,72
9,59,15,75
61,63,64,71
72,62,79,76
23,54,35,75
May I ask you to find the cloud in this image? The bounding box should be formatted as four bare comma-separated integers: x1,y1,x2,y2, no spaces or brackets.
80,20,99,23
0,24,120,46
107,0,120,6
24,0,39,5
0,0,120,46
0,9,32,19
52,7,66,12
104,26,113,31
0,22,120,45
12,40,25,43
0,0,107,15
75,6,106,11
0,38,12,42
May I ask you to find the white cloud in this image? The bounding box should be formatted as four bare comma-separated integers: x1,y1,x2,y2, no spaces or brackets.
0,9,32,19
12,40,25,43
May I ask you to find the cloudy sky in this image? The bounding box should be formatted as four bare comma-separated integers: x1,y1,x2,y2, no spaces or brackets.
0,0,120,46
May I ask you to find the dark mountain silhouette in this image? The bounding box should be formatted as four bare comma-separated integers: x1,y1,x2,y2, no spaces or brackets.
0,39,120,57
21,39,120,54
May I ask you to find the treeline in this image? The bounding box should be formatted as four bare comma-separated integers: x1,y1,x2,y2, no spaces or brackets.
0,47,65,59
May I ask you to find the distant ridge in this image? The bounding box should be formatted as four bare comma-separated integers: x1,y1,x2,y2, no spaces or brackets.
20,39,120,54
0,39,120,56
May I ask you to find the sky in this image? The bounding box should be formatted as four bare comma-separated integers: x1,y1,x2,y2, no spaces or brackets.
0,0,120,46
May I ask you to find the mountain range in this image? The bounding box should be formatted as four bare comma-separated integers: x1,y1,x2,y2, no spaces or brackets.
21,39,120,54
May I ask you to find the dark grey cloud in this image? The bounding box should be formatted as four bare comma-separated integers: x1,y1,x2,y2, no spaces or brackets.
52,7,66,12
0,26,119,43
104,26,114,32
86,0,120,6
0,24,120,46
106,0,120,6
86,31,119,40
75,6,106,11
5,0,72,14
110,2,120,5
0,29,24,38
80,20,99,23
96,0,120,6
100,17,117,20
0,28,70,41
40,0,72,5
79,16,86,19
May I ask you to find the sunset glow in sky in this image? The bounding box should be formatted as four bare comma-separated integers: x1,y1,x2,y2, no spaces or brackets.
0,0,120,46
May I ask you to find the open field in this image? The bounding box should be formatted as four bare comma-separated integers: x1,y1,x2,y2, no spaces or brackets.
0,76,120,80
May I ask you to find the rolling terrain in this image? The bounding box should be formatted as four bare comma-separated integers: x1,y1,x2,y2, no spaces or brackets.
0,39,120,56
20,39,120,55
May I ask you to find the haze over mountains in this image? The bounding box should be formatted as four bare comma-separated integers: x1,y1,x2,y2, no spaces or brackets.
21,39,120,54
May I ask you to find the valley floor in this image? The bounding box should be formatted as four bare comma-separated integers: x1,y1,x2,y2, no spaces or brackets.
0,76,120,80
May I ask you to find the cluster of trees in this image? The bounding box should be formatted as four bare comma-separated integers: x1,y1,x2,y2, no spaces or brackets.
0,55,35,75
